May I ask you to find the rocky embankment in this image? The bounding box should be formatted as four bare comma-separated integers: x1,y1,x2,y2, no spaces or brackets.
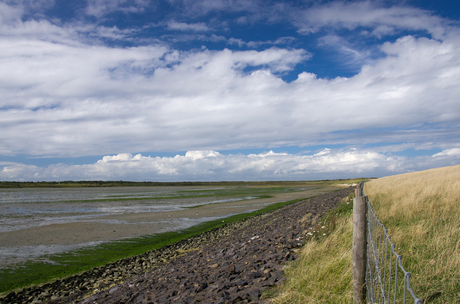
1,187,354,304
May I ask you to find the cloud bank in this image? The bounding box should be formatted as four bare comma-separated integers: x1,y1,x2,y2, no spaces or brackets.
2,148,459,182
1,1,460,181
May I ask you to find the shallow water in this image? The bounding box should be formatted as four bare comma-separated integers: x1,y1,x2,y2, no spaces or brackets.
0,187,257,233
0,215,231,267
0,186,293,267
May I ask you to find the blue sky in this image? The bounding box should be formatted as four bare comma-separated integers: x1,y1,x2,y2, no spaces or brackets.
0,0,459,181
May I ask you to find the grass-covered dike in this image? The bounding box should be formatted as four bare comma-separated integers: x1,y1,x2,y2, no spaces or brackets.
364,165,460,303
269,164,460,303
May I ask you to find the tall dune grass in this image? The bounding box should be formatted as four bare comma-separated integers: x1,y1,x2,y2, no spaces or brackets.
364,165,460,302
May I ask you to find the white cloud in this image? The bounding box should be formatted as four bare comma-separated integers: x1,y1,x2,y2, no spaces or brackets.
294,1,451,39
232,47,310,72
433,148,460,158
0,15,311,157
1,0,56,21
253,151,288,157
1,20,460,157
318,34,375,69
85,0,149,18
0,163,41,180
2,148,458,181
90,25,138,40
185,150,221,160
101,153,143,162
167,21,210,32
228,36,297,48
0,161,23,166
177,0,263,18
1,1,460,181
0,2,23,24
168,35,297,49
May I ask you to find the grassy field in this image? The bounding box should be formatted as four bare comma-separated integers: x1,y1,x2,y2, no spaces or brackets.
364,165,460,302
269,164,460,303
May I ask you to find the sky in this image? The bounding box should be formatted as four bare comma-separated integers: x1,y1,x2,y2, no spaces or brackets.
0,0,459,182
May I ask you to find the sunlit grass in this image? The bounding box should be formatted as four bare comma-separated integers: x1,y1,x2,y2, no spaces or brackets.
270,164,460,303
364,165,460,302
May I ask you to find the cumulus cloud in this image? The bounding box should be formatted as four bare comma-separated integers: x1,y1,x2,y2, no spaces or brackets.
2,148,458,181
0,149,392,181
232,47,310,72
1,20,460,158
433,148,460,158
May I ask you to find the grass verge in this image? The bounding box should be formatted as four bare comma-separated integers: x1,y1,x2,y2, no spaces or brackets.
270,164,459,303
364,164,460,303
267,192,355,303
0,197,311,294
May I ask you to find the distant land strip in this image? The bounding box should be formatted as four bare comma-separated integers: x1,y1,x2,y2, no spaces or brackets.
0,179,370,188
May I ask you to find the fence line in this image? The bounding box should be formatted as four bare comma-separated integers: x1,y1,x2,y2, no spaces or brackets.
354,182,423,304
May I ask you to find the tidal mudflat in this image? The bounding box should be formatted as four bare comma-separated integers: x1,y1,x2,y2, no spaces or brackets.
0,185,337,268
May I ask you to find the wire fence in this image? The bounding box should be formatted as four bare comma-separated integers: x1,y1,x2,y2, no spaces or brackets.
362,183,423,304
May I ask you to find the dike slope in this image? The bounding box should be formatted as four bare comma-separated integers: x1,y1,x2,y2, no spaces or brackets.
1,187,354,304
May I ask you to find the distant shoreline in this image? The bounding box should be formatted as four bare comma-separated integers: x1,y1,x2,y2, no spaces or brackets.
0,179,368,188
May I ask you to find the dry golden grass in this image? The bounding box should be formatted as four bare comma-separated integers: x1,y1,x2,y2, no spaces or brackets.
364,164,460,302
269,165,459,303
270,220,353,304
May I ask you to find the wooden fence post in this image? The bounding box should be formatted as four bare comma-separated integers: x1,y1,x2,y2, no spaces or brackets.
353,183,367,303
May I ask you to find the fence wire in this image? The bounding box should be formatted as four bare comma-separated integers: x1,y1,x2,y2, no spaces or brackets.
362,184,423,304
